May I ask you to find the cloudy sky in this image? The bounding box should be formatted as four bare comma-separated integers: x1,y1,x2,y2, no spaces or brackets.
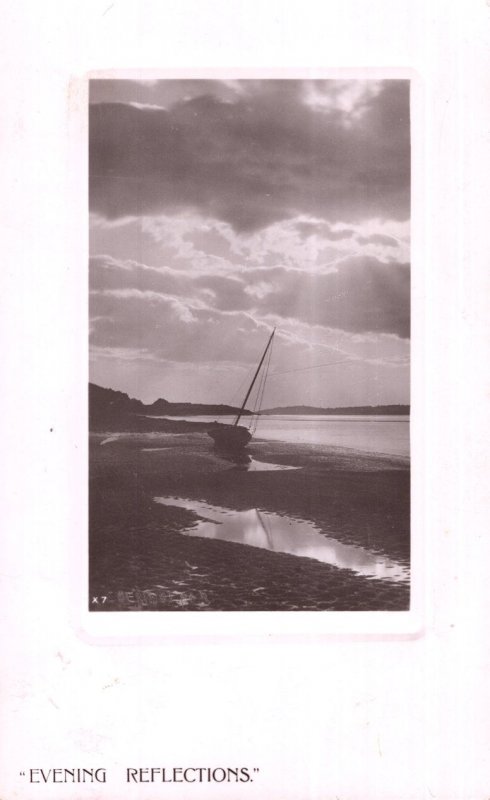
89,79,410,407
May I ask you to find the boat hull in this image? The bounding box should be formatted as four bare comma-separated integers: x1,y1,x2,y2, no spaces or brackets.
207,423,252,449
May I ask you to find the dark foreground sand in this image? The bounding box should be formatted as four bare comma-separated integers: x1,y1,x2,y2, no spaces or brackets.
89,432,410,611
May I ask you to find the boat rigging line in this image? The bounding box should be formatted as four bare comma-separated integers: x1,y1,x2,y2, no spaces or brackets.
233,327,276,427
249,334,274,435
268,358,355,377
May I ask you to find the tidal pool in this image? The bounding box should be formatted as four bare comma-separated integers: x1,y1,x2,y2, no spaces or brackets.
141,447,172,451
153,497,409,583
217,456,299,472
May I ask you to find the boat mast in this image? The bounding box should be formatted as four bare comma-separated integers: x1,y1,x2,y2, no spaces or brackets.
234,328,275,426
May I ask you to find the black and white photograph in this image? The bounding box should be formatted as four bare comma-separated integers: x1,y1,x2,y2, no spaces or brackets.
89,77,411,612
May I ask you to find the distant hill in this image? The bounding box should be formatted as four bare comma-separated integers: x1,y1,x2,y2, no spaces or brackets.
89,383,249,431
145,401,251,417
89,384,409,432
261,404,410,415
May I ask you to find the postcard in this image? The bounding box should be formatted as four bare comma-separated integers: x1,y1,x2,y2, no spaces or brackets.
1,1,488,798
87,74,413,630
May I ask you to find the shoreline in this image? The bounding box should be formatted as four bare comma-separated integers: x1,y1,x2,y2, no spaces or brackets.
89,431,410,612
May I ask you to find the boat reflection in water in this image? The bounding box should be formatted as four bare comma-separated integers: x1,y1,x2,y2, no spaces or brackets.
213,447,253,471
213,447,299,472
153,496,409,583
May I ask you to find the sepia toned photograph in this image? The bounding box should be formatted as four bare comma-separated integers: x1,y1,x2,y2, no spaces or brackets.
6,0,490,794
89,77,410,612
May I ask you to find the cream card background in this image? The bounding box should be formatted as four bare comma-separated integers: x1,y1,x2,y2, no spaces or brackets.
1,1,489,798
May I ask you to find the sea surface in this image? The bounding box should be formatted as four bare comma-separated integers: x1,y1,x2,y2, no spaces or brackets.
148,414,410,457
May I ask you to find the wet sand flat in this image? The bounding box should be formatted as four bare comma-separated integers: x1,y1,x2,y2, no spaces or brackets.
89,432,410,611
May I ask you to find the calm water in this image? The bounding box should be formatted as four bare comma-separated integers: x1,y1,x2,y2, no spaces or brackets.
154,497,409,583
149,414,410,457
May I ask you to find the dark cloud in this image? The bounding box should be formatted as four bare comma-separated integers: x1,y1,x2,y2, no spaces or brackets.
90,80,410,232
90,256,191,297
90,290,272,367
90,80,161,106
89,79,239,107
89,256,250,311
246,259,410,338
295,221,356,240
357,233,399,246
90,254,410,343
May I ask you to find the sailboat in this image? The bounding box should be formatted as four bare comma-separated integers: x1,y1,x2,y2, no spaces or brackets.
207,328,275,450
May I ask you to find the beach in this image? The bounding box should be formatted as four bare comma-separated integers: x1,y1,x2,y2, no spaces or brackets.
89,428,410,612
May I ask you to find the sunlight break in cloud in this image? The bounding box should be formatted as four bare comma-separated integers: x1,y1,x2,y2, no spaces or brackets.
89,78,410,406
